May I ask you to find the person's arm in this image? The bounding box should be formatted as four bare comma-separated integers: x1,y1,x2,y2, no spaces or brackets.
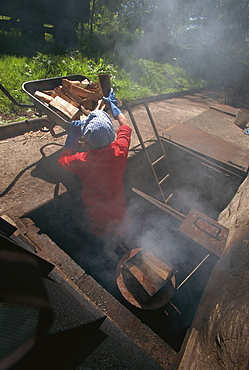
62,120,82,154
102,89,129,124
116,112,128,127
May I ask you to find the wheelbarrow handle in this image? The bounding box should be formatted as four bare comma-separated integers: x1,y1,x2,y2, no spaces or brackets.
0,83,35,108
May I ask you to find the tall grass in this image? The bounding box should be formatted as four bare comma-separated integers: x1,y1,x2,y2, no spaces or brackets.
0,52,203,118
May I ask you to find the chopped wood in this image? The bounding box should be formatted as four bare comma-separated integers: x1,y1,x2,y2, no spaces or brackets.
87,81,99,89
87,80,103,96
70,84,100,101
81,79,90,88
86,86,103,96
34,90,53,103
81,98,93,110
43,90,53,96
142,253,174,281
61,85,83,104
61,79,82,87
52,87,79,107
33,74,115,123
49,95,80,119
62,78,90,89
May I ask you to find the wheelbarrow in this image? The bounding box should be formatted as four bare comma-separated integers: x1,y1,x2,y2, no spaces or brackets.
22,74,111,136
22,74,88,131
0,74,111,138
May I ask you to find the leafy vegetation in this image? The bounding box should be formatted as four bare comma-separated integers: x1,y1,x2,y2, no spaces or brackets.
1,0,249,119
0,52,202,117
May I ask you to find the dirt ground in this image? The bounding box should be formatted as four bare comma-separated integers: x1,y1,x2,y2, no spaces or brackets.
1,89,249,369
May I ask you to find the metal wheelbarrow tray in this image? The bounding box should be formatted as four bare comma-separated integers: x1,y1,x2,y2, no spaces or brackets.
22,74,88,130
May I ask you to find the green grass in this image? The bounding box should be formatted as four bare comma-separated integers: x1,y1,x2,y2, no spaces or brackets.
0,52,204,118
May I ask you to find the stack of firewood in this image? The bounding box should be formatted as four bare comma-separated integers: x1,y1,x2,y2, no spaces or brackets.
34,75,110,121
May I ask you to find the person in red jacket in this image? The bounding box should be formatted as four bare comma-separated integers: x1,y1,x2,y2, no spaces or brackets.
58,91,132,251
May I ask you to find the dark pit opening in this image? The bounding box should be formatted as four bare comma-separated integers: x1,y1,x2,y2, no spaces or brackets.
23,139,245,352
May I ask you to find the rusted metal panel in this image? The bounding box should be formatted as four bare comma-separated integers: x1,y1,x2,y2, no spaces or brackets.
210,104,238,116
162,123,249,174
178,209,229,257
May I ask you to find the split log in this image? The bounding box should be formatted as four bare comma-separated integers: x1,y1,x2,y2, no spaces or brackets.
80,98,93,110
52,87,79,107
70,84,100,101
62,78,89,89
87,81,103,96
33,75,113,123
49,95,80,119
61,85,83,104
81,79,91,88
34,90,53,103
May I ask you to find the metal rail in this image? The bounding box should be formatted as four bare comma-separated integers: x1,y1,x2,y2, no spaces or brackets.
0,83,35,108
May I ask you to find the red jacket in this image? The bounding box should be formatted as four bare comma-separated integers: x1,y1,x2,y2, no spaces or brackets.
58,125,132,236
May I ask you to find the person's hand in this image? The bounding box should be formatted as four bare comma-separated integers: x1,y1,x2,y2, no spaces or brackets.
102,88,121,119
64,120,82,151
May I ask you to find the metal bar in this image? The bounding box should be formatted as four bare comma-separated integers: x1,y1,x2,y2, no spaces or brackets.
168,300,181,315
0,83,35,108
158,173,170,185
176,254,210,290
165,193,174,203
132,188,185,222
144,101,163,143
151,155,165,166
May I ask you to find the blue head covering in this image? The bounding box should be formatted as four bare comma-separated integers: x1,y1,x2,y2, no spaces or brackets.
81,111,115,148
